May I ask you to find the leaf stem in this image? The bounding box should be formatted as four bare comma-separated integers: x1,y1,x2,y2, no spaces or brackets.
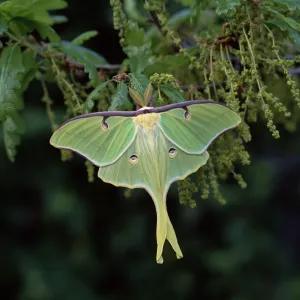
51,58,82,114
210,47,219,101
6,32,42,55
242,26,265,104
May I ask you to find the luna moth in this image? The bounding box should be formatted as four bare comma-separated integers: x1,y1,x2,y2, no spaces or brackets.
50,84,241,263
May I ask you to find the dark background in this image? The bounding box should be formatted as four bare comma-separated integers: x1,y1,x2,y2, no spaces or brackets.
1,1,300,300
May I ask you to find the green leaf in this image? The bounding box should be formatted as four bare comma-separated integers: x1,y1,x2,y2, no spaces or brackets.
143,83,153,106
175,0,196,7
124,0,147,24
272,0,300,10
76,46,107,65
56,42,100,87
84,81,109,113
124,44,151,73
109,82,133,111
71,30,98,46
8,17,35,35
0,0,67,25
129,87,144,107
128,73,149,96
124,23,151,73
0,45,25,121
216,0,241,15
160,84,186,103
144,54,189,76
19,50,38,92
8,17,60,41
58,43,107,65
3,111,25,162
35,22,60,42
266,8,300,31
50,14,68,24
0,12,7,33
126,23,145,46
289,29,300,46
55,41,107,64
168,8,193,25
0,46,36,162
266,19,300,46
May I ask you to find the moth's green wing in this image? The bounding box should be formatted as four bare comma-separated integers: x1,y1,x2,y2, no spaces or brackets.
158,103,241,154
50,116,137,166
98,124,209,263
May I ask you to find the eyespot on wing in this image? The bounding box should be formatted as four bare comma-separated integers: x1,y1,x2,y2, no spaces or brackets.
158,102,241,154
50,115,137,166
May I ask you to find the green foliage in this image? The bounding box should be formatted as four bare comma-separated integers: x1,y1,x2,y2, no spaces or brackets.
3,111,25,162
176,0,197,7
0,0,300,205
0,12,8,33
1,2,300,298
272,0,300,10
129,73,149,94
109,81,133,111
110,0,128,46
128,86,144,107
144,54,188,75
216,0,241,15
0,45,27,162
71,30,99,46
61,43,107,65
34,21,60,42
84,81,110,113
124,23,151,73
160,84,185,103
0,0,67,25
178,176,198,208
55,42,101,87
267,7,300,32
143,83,153,106
0,45,24,121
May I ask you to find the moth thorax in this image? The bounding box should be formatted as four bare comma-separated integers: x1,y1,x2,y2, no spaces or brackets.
133,113,160,130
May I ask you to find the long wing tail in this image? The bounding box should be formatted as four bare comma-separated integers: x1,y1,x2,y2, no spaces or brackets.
154,196,183,264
